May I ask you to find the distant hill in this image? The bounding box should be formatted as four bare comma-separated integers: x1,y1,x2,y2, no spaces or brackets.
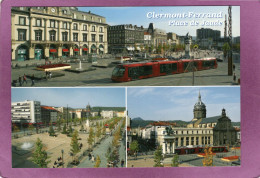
130,119,190,128
132,117,143,121
91,107,125,112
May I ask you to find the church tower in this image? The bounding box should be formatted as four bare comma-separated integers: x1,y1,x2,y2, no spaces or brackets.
193,91,206,120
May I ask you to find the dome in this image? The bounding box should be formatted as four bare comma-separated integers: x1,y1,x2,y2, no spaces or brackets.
194,92,206,110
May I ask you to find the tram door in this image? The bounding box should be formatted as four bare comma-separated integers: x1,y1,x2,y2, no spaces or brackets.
128,67,139,80
35,49,42,60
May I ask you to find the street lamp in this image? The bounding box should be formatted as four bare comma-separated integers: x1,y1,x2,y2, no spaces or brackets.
61,149,64,168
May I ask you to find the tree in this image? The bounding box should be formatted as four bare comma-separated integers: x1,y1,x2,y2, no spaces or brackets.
171,154,179,167
57,119,61,132
130,140,139,159
88,127,94,148
94,155,101,168
80,124,84,131
223,42,231,58
202,145,213,166
48,121,55,136
70,130,80,164
28,124,34,134
62,124,67,134
154,145,164,167
68,125,73,136
13,124,20,132
32,138,50,168
96,123,101,141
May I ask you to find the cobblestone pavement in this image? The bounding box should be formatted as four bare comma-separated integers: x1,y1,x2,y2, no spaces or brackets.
11,51,240,87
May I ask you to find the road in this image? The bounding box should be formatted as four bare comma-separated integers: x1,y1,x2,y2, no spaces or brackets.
11,50,240,87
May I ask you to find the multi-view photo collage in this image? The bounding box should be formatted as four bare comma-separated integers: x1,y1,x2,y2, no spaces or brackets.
11,6,240,168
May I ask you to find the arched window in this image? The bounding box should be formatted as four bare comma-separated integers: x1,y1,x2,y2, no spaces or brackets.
73,23,78,30
92,26,95,32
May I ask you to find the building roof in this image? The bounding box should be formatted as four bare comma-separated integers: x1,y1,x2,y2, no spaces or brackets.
41,106,57,111
150,121,172,126
200,115,221,124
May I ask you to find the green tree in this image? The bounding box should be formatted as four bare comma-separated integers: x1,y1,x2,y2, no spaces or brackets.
171,154,179,167
88,127,94,148
68,125,73,136
62,124,67,134
94,155,101,168
223,42,231,58
57,119,61,132
28,124,35,134
70,130,80,163
48,121,55,136
130,140,139,159
154,145,164,167
32,138,50,168
96,123,101,141
150,44,154,53
13,124,20,132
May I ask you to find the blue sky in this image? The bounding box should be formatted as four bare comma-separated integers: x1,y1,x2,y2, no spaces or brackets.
127,87,240,122
78,6,240,37
12,88,126,108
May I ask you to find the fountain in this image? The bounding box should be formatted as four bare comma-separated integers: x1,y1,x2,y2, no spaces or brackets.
20,142,34,150
66,59,94,73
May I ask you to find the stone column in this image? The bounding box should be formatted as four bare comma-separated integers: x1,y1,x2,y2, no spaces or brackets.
44,19,48,41
162,142,166,155
58,21,61,41
199,136,202,145
69,22,72,42
29,46,35,60
184,137,186,146
29,17,34,41
58,46,62,58
11,14,15,41
45,46,50,58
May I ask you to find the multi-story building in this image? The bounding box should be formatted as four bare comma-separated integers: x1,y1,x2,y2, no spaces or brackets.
108,24,145,54
11,100,41,124
167,32,178,46
41,106,58,124
196,28,220,42
101,110,115,119
11,7,108,61
147,23,167,48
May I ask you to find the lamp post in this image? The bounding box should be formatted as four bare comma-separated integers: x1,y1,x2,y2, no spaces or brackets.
61,149,64,168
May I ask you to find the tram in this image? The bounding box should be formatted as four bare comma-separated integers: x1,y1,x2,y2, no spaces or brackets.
111,58,217,82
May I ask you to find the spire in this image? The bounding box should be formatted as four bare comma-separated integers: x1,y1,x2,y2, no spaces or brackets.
222,108,226,117
198,90,201,103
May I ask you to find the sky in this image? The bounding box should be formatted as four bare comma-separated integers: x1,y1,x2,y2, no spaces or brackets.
78,6,240,37
127,87,240,122
11,88,126,108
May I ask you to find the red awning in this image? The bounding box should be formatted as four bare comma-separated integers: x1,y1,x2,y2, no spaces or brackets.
62,49,69,52
49,49,57,53
74,48,79,52
83,48,88,51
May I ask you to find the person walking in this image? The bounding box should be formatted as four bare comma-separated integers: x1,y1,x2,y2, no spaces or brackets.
49,71,52,79
233,72,236,83
23,74,27,85
18,75,22,86
121,159,124,167
91,155,95,163
31,74,35,86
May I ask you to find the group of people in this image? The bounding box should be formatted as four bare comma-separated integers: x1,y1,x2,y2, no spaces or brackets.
46,71,52,79
18,74,34,86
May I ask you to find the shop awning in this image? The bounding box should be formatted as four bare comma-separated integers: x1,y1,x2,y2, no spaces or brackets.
74,48,79,52
83,48,88,51
49,49,57,53
62,49,69,52
99,48,104,51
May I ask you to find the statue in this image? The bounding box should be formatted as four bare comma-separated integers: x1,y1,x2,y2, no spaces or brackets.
165,126,174,136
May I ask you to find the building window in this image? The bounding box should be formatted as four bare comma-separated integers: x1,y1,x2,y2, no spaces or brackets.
18,29,26,41
73,13,77,19
91,34,95,42
83,34,87,42
92,26,95,32
63,10,67,14
99,35,103,42
35,30,42,41
73,33,78,42
186,137,189,146
83,25,87,31
36,19,41,27
181,137,184,146
62,32,68,41
99,18,102,23
63,22,67,29
83,16,86,20
19,17,26,25
202,137,204,145
191,137,194,145
99,27,103,32
49,31,56,41
50,20,55,28
73,23,78,30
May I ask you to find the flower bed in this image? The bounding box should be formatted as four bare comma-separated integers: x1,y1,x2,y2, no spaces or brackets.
198,153,216,157
36,63,71,71
221,156,239,162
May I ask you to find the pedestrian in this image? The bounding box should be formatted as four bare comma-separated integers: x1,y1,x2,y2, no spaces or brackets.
88,153,91,160
233,64,235,71
92,155,95,163
233,72,236,83
18,75,22,86
31,74,35,86
49,71,52,79
121,159,124,167
23,74,27,85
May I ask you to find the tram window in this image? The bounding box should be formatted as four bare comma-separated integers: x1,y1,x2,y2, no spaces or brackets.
172,63,177,72
142,65,153,75
183,62,189,70
128,67,139,78
160,64,172,73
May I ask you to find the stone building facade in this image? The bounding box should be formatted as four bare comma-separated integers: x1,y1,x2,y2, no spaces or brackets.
107,24,145,53
11,7,108,61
